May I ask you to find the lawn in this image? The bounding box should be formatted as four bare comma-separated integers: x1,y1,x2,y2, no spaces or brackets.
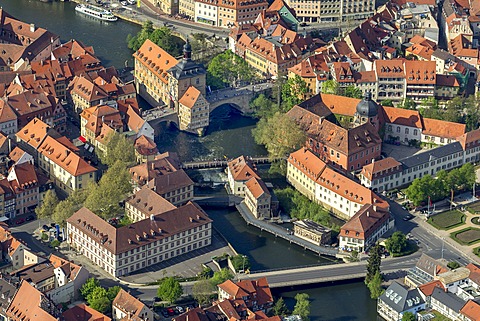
451,228,480,246
467,201,480,214
427,210,466,230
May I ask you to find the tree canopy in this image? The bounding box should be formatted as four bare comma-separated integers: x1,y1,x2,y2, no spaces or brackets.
272,297,290,316
231,254,250,272
127,21,183,55
367,271,384,299
80,278,119,314
385,231,407,255
344,85,362,99
207,50,254,88
293,293,310,321
402,312,416,321
321,80,339,95
99,132,136,167
281,75,308,111
157,277,183,304
210,268,234,286
250,94,281,119
366,244,381,284
84,160,132,219
406,163,475,206
192,278,216,307
35,189,59,219
252,112,305,160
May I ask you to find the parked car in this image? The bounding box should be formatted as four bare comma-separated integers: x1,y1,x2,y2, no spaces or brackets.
128,0,136,4
120,1,128,5
167,308,175,316
42,224,50,230
403,214,414,221
161,310,169,318
15,218,25,225
176,306,184,314
26,215,35,221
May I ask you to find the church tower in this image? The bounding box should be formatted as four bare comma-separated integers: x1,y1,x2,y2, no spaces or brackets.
353,92,379,129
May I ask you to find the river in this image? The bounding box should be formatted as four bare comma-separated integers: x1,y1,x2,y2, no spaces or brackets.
1,1,379,319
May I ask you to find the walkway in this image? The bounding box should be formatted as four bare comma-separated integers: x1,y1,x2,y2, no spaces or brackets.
236,201,339,257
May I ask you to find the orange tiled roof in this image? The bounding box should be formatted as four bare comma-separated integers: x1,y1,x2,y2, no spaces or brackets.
62,303,111,321
39,136,97,176
422,118,466,139
339,204,390,239
418,280,446,296
245,177,270,199
382,106,423,128
461,301,480,321
228,156,260,182
374,59,405,78
361,157,402,180
134,39,178,85
288,148,327,181
179,86,201,109
15,117,51,149
113,288,147,318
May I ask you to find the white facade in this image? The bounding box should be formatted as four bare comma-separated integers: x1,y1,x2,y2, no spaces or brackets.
384,123,422,145
314,183,363,219
421,133,456,146
195,1,218,26
0,119,17,136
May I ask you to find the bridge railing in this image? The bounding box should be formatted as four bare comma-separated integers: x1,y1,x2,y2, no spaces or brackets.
248,261,344,274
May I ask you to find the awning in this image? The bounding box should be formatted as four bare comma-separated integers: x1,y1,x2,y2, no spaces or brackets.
78,136,87,143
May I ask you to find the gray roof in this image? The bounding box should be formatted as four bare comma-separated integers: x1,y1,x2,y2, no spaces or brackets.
168,59,206,80
431,287,466,312
432,49,455,62
415,253,447,277
379,281,425,313
400,142,463,169
0,279,17,312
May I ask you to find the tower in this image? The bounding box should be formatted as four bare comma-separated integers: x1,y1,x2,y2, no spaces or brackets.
353,92,379,129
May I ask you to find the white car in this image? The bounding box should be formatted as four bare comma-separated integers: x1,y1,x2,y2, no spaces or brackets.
128,0,136,4
120,1,128,5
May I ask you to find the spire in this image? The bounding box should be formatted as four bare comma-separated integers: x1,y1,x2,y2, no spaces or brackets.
183,38,192,61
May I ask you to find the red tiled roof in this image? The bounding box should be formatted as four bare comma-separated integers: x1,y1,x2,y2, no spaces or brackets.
382,106,423,128
422,118,466,139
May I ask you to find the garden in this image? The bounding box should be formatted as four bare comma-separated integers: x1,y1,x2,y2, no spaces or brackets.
451,227,480,246
467,201,480,214
427,210,466,230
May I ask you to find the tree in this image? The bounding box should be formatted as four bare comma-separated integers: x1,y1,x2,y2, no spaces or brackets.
292,293,310,321
344,85,362,99
397,98,416,110
87,286,111,314
207,50,254,87
84,161,132,219
365,244,381,284
35,189,59,219
281,75,308,111
346,250,360,262
321,80,338,95
52,199,75,227
99,132,136,167
405,174,444,206
80,278,100,300
367,271,384,299
448,261,461,269
381,99,394,107
107,286,121,302
273,297,290,316
210,268,234,286
230,254,250,272
252,112,305,161
250,94,280,119
385,231,407,255
127,21,183,55
192,278,216,306
157,277,183,304
402,311,416,321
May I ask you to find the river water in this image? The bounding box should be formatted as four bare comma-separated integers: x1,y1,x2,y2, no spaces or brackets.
1,1,378,319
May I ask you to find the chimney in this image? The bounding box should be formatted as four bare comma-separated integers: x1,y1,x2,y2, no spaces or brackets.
151,162,155,171
366,211,370,217
150,214,154,221
373,205,377,211
30,23,35,33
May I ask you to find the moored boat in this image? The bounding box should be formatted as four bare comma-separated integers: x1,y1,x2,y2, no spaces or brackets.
75,3,118,22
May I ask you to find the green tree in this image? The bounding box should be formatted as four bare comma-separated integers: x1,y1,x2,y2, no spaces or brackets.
402,312,416,321
381,99,394,107
192,278,216,307
397,98,416,110
52,199,75,227
365,244,381,284
84,161,132,219
230,254,250,272
385,231,407,255
273,297,290,316
321,80,338,95
367,271,384,299
347,250,360,262
293,293,310,321
107,286,121,302
80,278,100,300
50,239,61,248
207,50,253,87
127,21,183,55
344,85,362,98
87,286,111,314
210,268,234,286
281,75,308,111
250,94,280,119
405,174,443,206
99,132,136,167
252,112,305,160
35,189,59,219
157,277,183,304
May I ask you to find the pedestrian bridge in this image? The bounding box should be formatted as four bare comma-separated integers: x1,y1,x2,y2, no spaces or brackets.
181,157,272,169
